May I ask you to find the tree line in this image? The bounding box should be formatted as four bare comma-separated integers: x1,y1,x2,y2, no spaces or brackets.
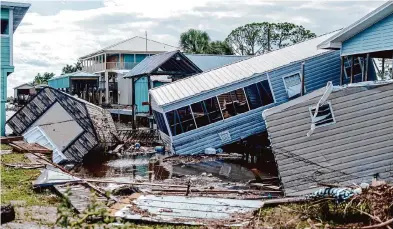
33,61,82,85
180,22,316,55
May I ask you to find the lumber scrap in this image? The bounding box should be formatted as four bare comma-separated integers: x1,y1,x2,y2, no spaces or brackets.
9,141,52,154
0,136,23,144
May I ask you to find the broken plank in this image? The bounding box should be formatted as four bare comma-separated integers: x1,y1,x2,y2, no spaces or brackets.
0,136,23,144
9,141,52,154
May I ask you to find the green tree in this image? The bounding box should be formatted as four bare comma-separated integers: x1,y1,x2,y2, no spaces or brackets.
62,60,82,74
225,22,317,55
208,41,234,55
180,29,211,54
33,72,55,85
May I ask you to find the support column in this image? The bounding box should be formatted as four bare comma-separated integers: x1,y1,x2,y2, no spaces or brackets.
340,56,344,86
381,58,385,79
350,56,354,84
131,78,136,130
364,54,369,81
300,62,305,96
105,71,109,103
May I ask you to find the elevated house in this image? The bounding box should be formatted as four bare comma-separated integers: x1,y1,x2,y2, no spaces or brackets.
47,71,100,103
1,1,30,136
13,82,46,105
7,87,118,164
149,31,377,155
79,36,178,105
123,50,250,127
263,81,393,196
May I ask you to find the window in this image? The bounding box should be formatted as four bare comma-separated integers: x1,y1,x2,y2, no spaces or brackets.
344,57,363,82
166,106,196,136
191,97,223,128
309,102,335,128
217,88,249,119
1,19,9,35
244,80,274,109
153,111,169,135
283,73,302,99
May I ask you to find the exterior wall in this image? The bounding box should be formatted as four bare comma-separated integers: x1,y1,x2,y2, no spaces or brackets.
160,50,342,155
48,76,70,88
117,74,132,105
1,8,12,136
264,83,393,196
342,13,393,56
135,77,150,113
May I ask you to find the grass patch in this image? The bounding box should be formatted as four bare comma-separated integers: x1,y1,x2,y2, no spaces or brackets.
1,153,61,206
1,144,12,150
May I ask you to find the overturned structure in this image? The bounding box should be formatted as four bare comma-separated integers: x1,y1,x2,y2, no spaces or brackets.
263,81,393,196
7,87,118,164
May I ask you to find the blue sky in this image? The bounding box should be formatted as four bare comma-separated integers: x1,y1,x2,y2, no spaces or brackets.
7,0,387,95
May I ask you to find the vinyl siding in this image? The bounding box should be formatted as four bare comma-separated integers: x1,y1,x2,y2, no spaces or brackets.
166,50,342,155
264,83,393,196
1,8,9,19
48,76,70,88
1,36,10,67
135,77,150,113
342,13,393,56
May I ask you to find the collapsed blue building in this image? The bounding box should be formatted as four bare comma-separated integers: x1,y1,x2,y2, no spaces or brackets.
149,31,376,155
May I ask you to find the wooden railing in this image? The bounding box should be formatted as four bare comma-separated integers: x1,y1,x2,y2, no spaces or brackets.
82,62,139,73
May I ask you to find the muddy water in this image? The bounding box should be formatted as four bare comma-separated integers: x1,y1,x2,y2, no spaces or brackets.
75,153,271,184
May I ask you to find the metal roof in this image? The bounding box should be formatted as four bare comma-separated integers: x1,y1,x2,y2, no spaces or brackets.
48,71,99,81
79,36,179,59
1,1,30,32
115,195,263,226
123,50,202,78
318,1,393,49
185,54,251,71
150,30,340,107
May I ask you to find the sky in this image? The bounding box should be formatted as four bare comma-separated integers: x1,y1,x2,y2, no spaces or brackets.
6,0,387,96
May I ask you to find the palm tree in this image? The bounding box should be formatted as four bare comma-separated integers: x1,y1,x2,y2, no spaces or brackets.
180,29,211,54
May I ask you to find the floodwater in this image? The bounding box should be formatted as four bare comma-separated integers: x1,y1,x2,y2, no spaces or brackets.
5,110,15,135
75,151,275,185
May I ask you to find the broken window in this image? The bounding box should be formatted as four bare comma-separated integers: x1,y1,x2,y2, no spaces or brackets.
153,111,169,136
1,19,9,35
283,73,302,99
191,97,223,128
217,89,249,119
309,102,335,127
166,106,196,136
244,80,274,109
344,56,363,82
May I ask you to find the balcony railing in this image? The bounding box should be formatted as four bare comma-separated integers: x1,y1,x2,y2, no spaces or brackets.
82,62,139,73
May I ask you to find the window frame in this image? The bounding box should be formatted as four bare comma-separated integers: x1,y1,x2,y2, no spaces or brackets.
308,101,336,129
282,72,304,99
0,19,10,36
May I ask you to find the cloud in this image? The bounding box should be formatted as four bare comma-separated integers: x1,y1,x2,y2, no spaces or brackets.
7,0,386,96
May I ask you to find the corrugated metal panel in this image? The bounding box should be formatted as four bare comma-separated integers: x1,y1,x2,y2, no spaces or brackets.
115,195,263,226
185,54,251,71
342,13,393,56
150,31,340,107
164,50,342,155
263,81,393,196
123,51,179,78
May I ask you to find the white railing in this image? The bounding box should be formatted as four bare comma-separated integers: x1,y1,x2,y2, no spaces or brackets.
82,62,139,73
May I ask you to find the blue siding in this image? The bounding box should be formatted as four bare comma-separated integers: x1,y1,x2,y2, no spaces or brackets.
165,50,343,155
135,54,148,62
1,8,9,19
124,54,134,63
48,76,70,88
135,77,150,113
1,37,10,67
342,13,393,56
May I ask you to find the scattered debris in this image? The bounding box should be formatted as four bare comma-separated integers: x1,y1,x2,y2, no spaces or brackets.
0,136,23,144
9,141,52,154
1,204,16,224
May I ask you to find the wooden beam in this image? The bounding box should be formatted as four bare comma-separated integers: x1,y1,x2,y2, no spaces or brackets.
300,62,305,96
350,56,354,84
340,56,344,86
382,58,385,79
131,78,136,130
364,54,370,81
